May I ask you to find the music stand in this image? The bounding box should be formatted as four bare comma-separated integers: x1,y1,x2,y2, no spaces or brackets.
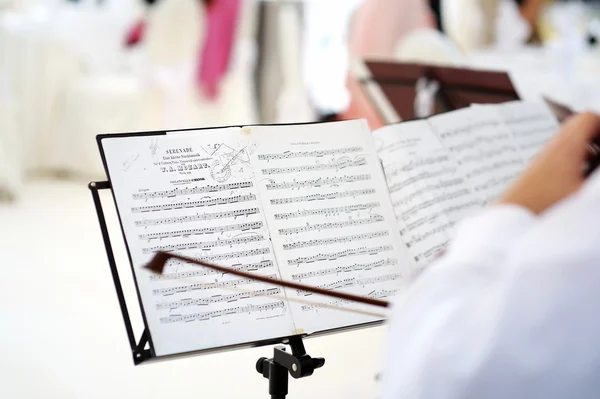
89,179,325,397
353,59,521,123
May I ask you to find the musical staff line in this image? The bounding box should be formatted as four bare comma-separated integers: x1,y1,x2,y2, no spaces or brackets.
197,247,271,262
262,157,366,175
270,188,375,205
290,258,398,281
392,181,466,208
386,155,451,178
143,235,265,254
283,231,389,251
139,222,263,240
437,120,501,139
266,174,371,190
288,245,394,266
414,243,447,262
153,273,277,296
470,159,523,179
135,207,260,226
150,260,274,281
296,273,402,296
274,202,380,220
156,288,282,310
299,288,399,311
258,147,363,160
132,181,253,200
447,134,511,153
160,301,285,323
514,125,556,138
405,221,454,247
400,189,473,221
131,194,256,213
278,215,384,236
388,170,451,194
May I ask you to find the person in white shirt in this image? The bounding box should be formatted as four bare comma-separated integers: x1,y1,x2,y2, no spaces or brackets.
381,111,600,399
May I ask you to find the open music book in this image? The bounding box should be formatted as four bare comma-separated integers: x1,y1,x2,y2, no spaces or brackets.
99,100,559,357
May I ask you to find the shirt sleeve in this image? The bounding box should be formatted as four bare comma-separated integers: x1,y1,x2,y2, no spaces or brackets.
380,171,600,399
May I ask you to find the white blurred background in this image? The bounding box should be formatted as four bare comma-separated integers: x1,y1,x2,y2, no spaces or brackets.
1,0,600,398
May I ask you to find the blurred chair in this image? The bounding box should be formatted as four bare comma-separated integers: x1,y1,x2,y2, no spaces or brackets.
395,27,465,65
441,0,501,53
0,71,20,201
50,0,205,179
274,2,315,123
0,6,83,196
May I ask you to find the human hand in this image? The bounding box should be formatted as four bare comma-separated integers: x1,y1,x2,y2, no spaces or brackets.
497,112,600,215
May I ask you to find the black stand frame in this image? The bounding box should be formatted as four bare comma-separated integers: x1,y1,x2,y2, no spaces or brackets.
89,180,152,365
89,181,326,396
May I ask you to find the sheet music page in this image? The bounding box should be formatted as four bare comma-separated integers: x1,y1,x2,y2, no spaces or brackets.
250,120,413,334
373,121,478,269
427,107,526,205
101,129,296,357
490,100,560,162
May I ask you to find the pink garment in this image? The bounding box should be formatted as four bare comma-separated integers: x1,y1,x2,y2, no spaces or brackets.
197,0,241,99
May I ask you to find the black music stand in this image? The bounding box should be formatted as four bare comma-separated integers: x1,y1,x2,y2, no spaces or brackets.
88,180,325,397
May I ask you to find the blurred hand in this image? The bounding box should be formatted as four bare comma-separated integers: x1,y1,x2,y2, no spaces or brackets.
497,112,600,215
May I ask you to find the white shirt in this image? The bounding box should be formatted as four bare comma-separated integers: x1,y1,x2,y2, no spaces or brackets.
381,169,600,399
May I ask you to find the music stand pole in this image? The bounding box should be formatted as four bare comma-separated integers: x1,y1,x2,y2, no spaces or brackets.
256,335,325,399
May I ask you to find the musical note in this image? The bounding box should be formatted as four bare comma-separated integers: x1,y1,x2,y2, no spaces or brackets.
278,215,385,235
131,194,256,213
150,260,274,280
258,147,363,160
274,202,380,220
135,208,260,226
142,235,265,254
269,189,375,205
290,258,398,281
287,245,394,266
139,222,263,240
261,157,366,175
156,288,281,310
266,174,371,190
160,301,285,323
132,181,254,200
152,273,277,296
283,231,389,251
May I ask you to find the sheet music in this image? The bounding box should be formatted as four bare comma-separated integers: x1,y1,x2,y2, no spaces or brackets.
427,107,526,205
490,100,560,163
101,129,296,356
374,121,478,269
250,120,412,334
